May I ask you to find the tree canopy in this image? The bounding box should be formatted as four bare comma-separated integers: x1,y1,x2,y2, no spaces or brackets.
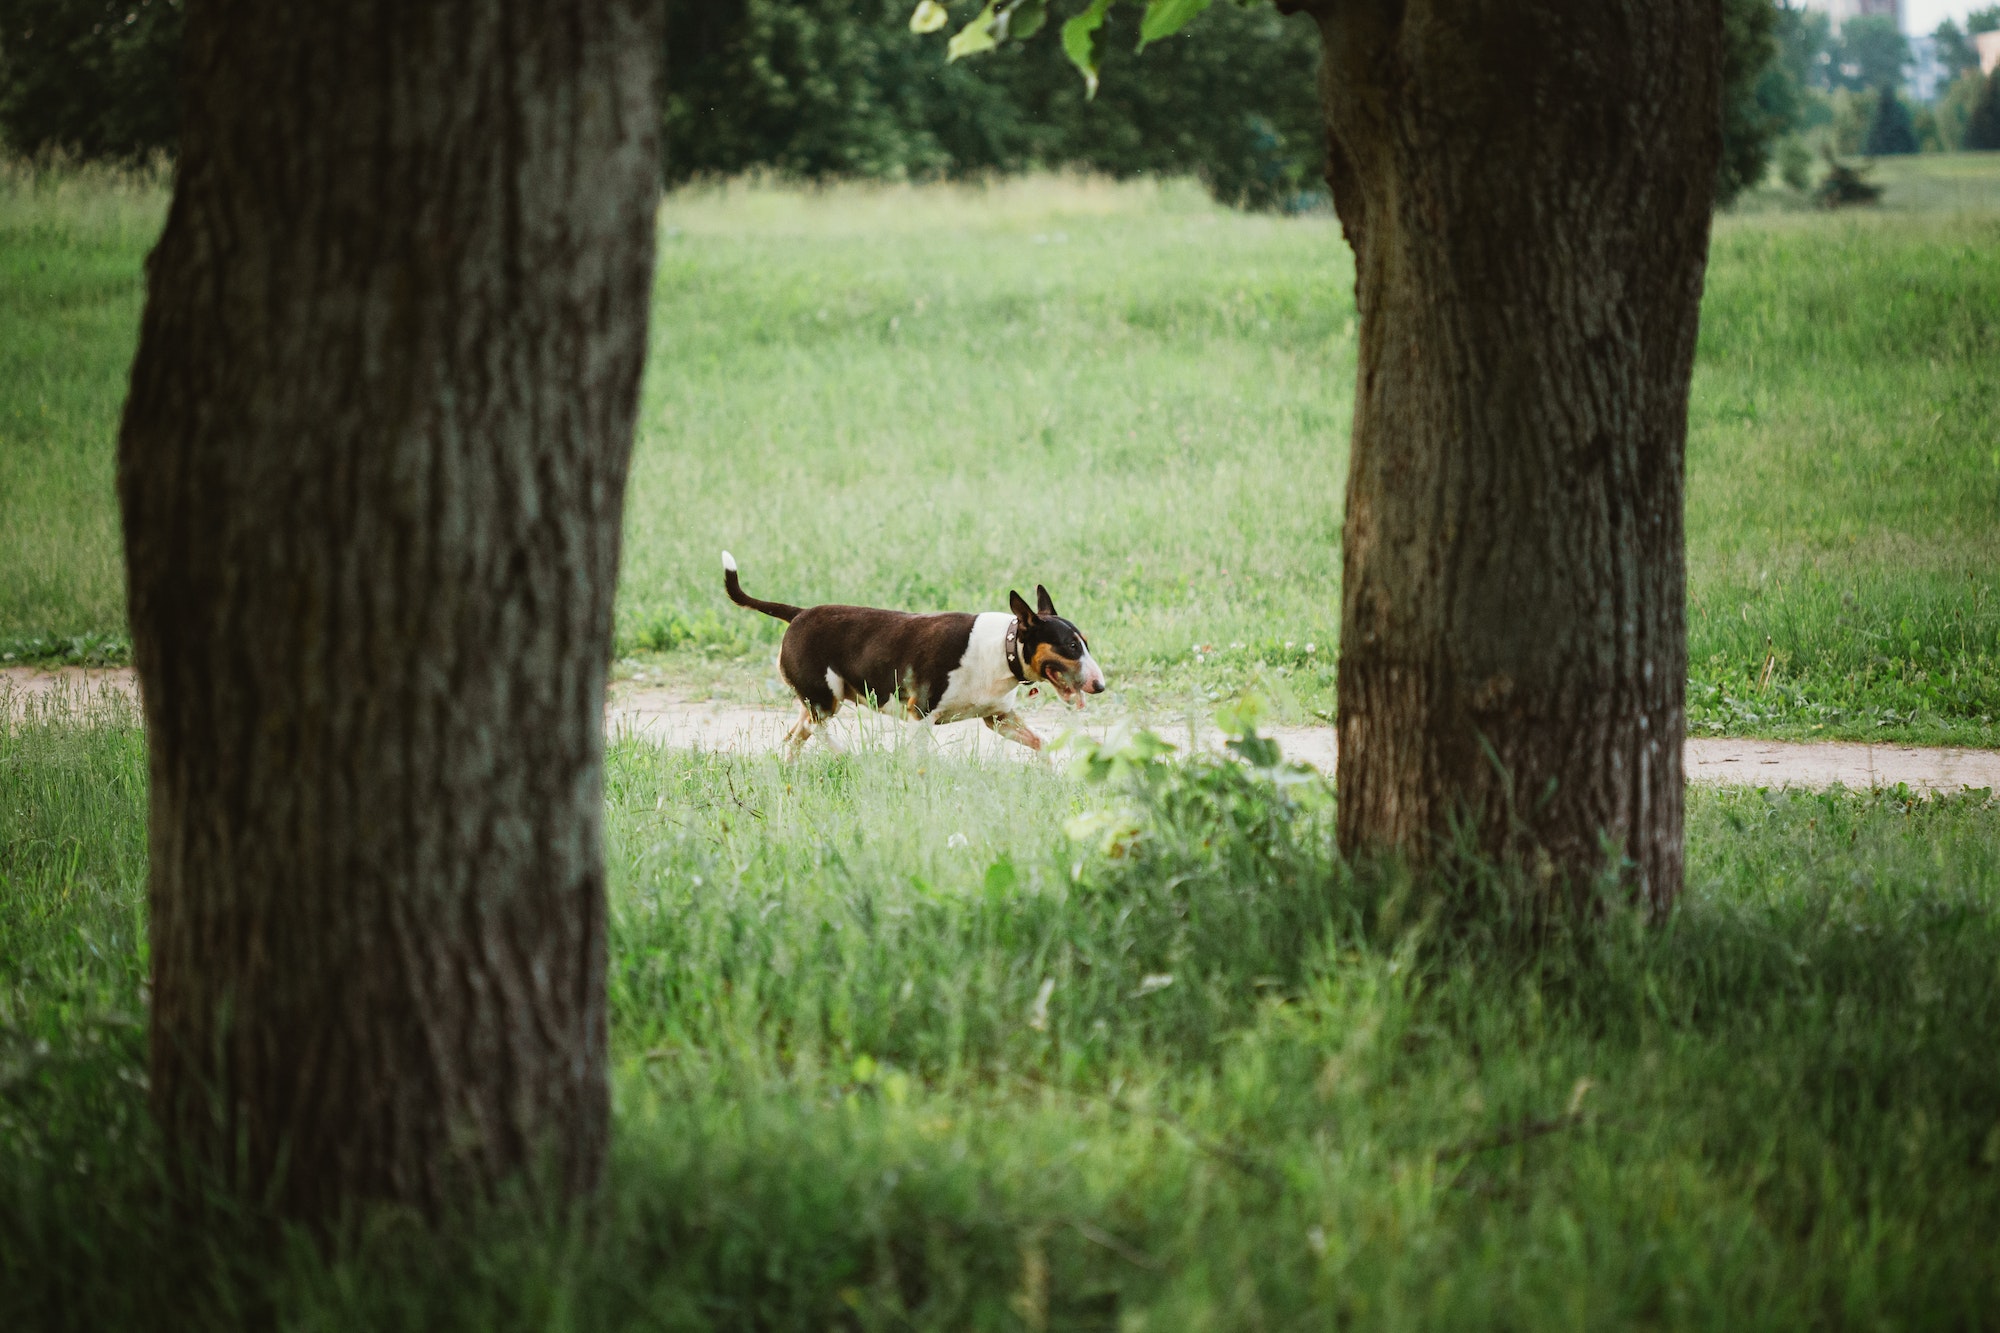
4,0,1801,215
1719,0,1797,204
1832,14,1907,92
0,0,181,160
663,0,1326,209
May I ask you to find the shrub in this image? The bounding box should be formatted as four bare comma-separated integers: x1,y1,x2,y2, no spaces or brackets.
1814,150,1882,207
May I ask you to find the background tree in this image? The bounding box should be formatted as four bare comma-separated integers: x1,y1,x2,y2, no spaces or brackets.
1935,8,2000,151
663,0,1326,209
1932,17,1981,81
1966,70,2000,150
1718,0,1798,203
1781,3,1834,89
0,0,181,158
1763,3,1835,158
1831,14,1907,92
1925,8,1999,151
6,0,1787,222
1863,83,1918,154
974,1,1324,208
118,0,661,1221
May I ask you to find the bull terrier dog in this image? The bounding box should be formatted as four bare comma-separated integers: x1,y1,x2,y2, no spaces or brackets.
721,551,1105,757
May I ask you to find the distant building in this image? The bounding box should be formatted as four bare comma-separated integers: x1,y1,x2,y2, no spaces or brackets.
1911,34,1943,100
1978,28,2000,76
1796,0,1904,29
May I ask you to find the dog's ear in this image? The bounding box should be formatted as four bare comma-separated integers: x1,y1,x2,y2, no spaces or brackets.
1009,590,1037,628
1035,584,1057,617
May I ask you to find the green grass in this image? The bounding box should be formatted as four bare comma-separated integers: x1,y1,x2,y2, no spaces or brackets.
3,160,1998,740
1686,183,2000,745
7,695,2000,1327
0,160,160,659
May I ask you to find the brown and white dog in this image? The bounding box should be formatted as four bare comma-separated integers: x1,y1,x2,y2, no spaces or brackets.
722,552,1105,756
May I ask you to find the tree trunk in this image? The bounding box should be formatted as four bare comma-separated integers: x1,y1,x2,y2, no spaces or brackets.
1303,2,1721,912
117,0,661,1221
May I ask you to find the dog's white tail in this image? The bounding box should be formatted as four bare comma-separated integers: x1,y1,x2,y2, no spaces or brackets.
721,551,800,622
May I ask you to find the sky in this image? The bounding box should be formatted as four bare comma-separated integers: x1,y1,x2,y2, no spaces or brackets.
1905,1,1997,34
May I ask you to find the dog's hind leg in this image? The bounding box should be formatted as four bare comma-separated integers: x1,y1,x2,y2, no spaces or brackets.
783,701,822,760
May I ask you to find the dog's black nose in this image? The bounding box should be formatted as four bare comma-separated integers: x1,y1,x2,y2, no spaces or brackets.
1085,677,1106,694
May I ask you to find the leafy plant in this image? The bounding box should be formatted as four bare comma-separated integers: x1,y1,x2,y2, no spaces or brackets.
1060,694,1329,873
1814,148,1881,208
0,631,131,667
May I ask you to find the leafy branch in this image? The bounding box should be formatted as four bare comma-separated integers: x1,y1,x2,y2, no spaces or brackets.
912,0,1220,96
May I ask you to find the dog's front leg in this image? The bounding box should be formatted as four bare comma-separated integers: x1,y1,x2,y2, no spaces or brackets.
984,711,1043,753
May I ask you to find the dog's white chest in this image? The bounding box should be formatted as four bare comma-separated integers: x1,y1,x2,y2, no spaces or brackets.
930,611,1019,723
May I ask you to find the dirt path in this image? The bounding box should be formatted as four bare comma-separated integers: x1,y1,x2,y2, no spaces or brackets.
8,666,1999,793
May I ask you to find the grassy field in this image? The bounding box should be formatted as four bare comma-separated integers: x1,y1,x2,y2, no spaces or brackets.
6,692,2000,1326
3,157,1998,742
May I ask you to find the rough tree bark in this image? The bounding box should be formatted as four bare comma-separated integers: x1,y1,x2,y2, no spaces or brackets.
117,0,662,1220
1291,1,1722,913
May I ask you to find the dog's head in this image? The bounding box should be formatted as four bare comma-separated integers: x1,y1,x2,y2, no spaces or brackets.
1009,585,1106,707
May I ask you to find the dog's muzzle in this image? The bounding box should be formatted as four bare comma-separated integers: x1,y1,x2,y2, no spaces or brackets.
1069,650,1107,702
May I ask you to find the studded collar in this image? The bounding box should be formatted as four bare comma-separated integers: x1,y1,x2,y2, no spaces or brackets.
1003,619,1031,683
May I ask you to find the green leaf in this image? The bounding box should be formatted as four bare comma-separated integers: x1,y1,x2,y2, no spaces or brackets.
909,0,949,34
1226,733,1282,768
1137,0,1211,51
1212,689,1269,737
948,2,1002,60
1007,0,1050,42
1062,0,1115,97
983,856,1019,896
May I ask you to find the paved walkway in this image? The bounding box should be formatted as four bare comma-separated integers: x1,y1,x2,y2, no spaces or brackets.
8,667,1999,793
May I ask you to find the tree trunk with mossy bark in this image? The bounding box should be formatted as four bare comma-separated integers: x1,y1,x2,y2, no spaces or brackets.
1292,1,1721,912
118,0,661,1222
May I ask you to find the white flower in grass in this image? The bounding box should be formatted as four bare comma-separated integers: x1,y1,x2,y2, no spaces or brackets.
946,832,969,850
1028,977,1055,1032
